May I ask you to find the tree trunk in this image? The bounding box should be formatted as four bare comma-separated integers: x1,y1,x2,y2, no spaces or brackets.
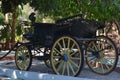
4,13,11,49
11,7,17,46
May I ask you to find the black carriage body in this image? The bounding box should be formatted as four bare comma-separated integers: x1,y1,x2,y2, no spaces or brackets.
56,19,103,38
70,20,100,38
24,17,104,47
31,23,56,47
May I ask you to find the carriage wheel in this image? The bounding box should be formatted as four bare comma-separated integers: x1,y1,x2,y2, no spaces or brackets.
51,36,84,76
15,44,32,70
86,36,118,75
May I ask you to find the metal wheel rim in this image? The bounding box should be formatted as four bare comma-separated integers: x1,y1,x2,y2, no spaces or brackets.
86,36,117,74
51,36,83,76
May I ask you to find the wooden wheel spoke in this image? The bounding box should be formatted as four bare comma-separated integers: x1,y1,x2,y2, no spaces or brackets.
23,52,28,57
62,39,66,48
87,47,95,52
67,38,70,48
70,50,79,56
71,43,75,50
54,48,61,55
97,42,100,50
70,57,80,60
92,42,98,51
88,56,97,62
89,42,96,51
23,59,26,65
54,59,62,66
99,59,112,72
20,62,25,69
67,63,70,76
57,61,64,71
68,61,75,75
62,62,66,75
100,60,105,73
57,42,63,49
53,55,61,58
70,60,79,68
21,49,24,54
87,43,96,51
105,63,111,70
17,61,21,65
19,47,23,51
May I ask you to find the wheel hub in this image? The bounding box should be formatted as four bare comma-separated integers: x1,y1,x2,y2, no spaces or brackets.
19,56,24,61
63,54,68,61
92,52,99,58
93,51,104,59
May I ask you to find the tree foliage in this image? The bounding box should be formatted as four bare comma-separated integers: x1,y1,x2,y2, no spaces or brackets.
1,0,30,45
79,0,120,21
29,0,120,22
29,0,59,18
1,0,120,22
30,0,80,19
1,0,120,37
1,0,120,21
0,13,5,25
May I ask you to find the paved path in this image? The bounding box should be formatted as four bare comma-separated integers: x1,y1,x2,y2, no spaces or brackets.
0,52,120,80
0,59,120,80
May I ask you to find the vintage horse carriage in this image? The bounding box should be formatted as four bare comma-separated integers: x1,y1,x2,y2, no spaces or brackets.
15,13,118,76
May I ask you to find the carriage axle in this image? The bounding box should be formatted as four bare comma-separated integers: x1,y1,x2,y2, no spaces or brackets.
34,54,50,60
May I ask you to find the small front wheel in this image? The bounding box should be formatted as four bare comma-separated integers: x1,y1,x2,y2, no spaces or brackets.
86,36,118,75
15,44,32,70
51,36,84,76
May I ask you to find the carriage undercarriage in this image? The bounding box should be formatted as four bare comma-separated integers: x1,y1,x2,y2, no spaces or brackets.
7,13,119,76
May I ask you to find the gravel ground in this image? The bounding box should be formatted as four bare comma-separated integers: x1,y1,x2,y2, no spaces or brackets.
0,59,120,80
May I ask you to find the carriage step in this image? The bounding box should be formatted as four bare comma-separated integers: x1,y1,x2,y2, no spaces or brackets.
34,55,50,60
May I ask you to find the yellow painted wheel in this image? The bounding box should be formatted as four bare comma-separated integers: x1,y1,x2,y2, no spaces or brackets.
86,36,118,75
51,36,84,76
15,44,32,70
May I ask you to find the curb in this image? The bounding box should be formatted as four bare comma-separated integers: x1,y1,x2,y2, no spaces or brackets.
0,67,96,80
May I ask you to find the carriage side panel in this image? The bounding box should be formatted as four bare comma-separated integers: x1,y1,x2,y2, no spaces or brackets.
32,23,56,47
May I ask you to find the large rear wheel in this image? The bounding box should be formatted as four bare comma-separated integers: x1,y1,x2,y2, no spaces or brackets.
51,36,84,76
